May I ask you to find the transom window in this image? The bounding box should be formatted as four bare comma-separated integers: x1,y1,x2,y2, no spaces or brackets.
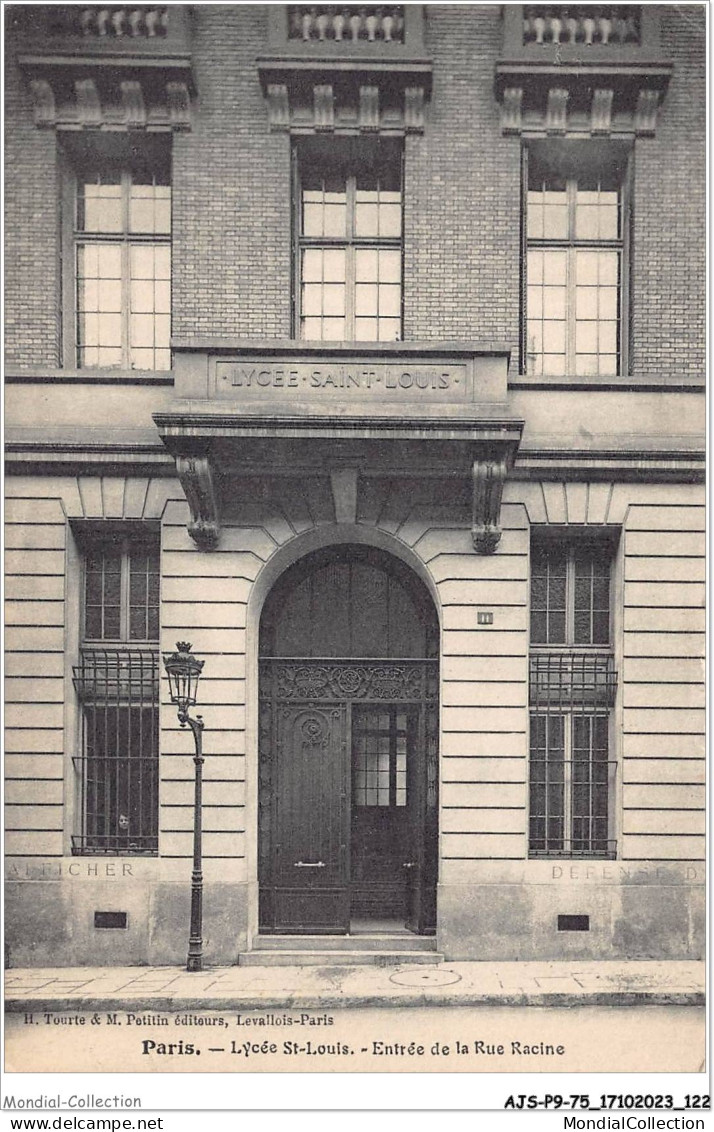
530,540,611,646
525,141,630,377
296,139,402,342
84,533,160,643
67,140,171,371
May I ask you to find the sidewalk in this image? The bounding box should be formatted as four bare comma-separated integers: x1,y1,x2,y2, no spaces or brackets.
4,960,704,1012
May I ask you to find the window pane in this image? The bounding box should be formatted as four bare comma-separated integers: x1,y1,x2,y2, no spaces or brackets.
355,201,379,237
129,183,171,235
355,317,378,340
378,317,401,341
355,248,378,281
355,284,378,315
78,176,122,234
379,284,401,317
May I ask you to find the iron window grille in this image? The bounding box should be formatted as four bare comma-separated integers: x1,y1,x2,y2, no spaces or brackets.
529,652,617,858
294,138,403,342
523,140,631,377
72,648,159,855
73,531,160,855
64,140,171,371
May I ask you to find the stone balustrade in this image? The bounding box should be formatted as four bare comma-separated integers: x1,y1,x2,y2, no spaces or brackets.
522,5,641,46
46,6,169,39
287,5,405,44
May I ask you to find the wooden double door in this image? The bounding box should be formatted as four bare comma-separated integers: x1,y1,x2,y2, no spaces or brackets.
258,659,438,935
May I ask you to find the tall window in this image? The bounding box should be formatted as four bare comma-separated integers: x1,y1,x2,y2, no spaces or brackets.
528,537,617,858
68,141,171,370
524,141,629,377
296,139,402,342
72,530,160,855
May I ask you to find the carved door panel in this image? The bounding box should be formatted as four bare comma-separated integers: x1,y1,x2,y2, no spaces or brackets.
268,703,349,934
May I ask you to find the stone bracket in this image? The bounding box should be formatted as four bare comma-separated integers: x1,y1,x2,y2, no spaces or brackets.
472,459,508,554
175,453,221,551
24,72,192,131
259,68,430,135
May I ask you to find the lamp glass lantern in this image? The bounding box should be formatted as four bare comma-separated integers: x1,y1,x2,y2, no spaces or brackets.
163,641,205,719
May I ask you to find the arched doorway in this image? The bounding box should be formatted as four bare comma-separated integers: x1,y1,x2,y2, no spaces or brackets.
258,544,439,936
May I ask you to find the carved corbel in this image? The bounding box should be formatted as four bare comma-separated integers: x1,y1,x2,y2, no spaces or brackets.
266,83,290,131
404,86,425,133
635,89,660,136
29,79,56,128
313,84,335,131
500,87,523,135
545,87,569,134
166,81,191,131
472,459,507,554
75,78,102,128
359,85,380,132
591,88,613,135
176,454,221,551
121,81,146,130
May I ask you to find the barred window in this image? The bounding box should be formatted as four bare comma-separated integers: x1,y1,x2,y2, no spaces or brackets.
296,138,402,342
524,140,630,378
65,139,171,371
529,537,617,858
73,530,160,856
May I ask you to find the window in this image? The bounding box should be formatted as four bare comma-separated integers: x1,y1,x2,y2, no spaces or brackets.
352,706,409,807
296,138,402,342
524,141,630,377
65,139,171,370
528,537,617,858
72,530,160,855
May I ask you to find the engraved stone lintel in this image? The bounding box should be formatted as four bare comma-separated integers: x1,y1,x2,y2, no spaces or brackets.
121,80,146,130
472,459,507,554
501,87,523,134
175,454,221,550
75,78,102,128
330,467,358,524
29,79,56,128
404,86,425,133
591,88,614,135
635,88,660,135
166,81,191,131
314,83,335,131
266,83,290,131
359,85,380,132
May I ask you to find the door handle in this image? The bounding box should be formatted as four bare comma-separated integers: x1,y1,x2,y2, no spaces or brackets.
294,860,326,868
402,862,416,869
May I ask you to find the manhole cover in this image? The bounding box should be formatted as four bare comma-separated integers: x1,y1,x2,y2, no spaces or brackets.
389,968,462,988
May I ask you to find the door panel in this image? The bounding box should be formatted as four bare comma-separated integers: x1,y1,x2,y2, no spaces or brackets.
351,704,419,922
271,703,349,933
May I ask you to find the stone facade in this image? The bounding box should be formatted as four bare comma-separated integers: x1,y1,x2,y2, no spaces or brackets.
4,4,706,966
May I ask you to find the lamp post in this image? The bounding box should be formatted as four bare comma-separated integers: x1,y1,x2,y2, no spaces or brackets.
163,642,206,972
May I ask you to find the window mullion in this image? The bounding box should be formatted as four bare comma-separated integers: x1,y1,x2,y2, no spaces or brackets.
121,539,131,642
564,716,573,855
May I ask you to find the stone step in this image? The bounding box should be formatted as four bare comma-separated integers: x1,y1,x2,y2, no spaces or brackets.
239,949,444,967
253,933,436,953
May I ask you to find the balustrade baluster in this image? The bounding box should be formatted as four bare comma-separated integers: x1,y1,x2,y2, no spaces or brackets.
333,9,346,39
96,9,111,36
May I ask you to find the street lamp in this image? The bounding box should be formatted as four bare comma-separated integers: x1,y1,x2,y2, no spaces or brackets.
163,641,206,972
